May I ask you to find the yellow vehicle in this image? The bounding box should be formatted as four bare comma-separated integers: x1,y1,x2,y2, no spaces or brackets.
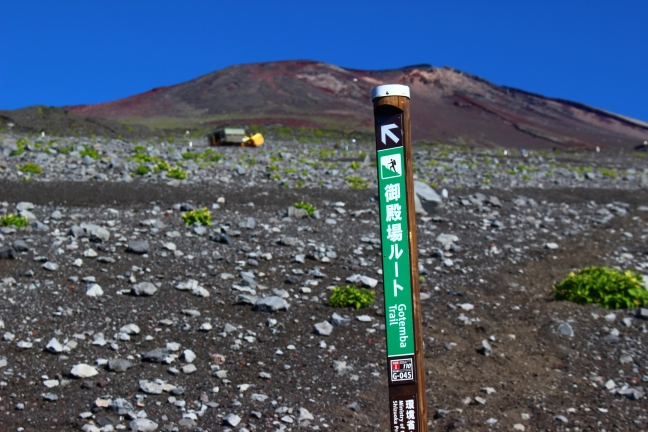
208,128,264,147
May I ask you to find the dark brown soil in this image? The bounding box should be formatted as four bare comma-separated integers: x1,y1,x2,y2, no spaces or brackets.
1,181,647,431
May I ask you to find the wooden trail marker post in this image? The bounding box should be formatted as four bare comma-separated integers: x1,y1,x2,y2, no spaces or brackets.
372,84,427,432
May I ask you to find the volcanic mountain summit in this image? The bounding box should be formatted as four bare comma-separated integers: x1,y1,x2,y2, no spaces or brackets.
65,60,648,149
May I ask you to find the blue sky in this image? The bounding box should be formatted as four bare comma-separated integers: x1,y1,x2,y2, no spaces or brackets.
1,1,647,121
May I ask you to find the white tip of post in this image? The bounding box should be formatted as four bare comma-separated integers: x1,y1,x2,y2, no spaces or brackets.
371,84,410,100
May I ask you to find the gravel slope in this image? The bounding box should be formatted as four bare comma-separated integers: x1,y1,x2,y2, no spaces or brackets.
1,133,648,431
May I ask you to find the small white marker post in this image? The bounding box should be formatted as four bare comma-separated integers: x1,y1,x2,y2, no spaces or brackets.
372,84,427,432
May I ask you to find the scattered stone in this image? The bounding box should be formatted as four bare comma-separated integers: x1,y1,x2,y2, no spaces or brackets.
110,398,134,415
314,321,333,336
346,401,361,412
557,322,574,336
42,261,59,271
223,413,241,427
131,282,158,296
85,284,104,297
70,364,98,378
46,338,64,353
127,240,150,254
107,359,133,372
129,418,158,431
253,296,289,312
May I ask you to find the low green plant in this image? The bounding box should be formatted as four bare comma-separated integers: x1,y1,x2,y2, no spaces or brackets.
58,145,74,154
155,160,170,171
182,208,211,226
19,163,42,174
553,266,648,309
182,152,200,160
167,167,187,180
294,201,317,216
0,214,28,228
135,165,150,176
329,285,376,309
79,148,100,159
10,138,28,156
599,168,619,179
294,180,306,188
345,176,370,190
350,161,361,170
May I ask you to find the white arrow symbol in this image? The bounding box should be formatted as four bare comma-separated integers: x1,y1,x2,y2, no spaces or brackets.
381,124,400,145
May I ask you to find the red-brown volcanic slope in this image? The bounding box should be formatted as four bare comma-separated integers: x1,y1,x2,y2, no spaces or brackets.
69,60,648,149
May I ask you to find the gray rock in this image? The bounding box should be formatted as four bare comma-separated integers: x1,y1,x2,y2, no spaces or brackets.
297,407,314,421
107,359,133,372
140,381,164,394
45,338,64,353
436,233,459,248
223,413,241,427
487,196,502,207
81,223,110,243
70,364,98,378
347,401,361,412
618,387,645,400
279,236,298,247
239,217,256,229
479,339,493,356
85,283,103,297
41,393,58,401
126,240,149,254
182,349,196,363
42,262,59,271
110,398,134,415
31,221,48,231
82,155,95,166
253,296,289,312
212,233,233,245
637,308,648,320
0,246,15,260
129,418,158,431
131,282,158,296
557,322,574,336
554,415,568,423
16,202,35,211
182,364,197,374
314,321,333,336
330,312,351,327
12,240,29,252
287,207,309,219
414,181,443,214
143,348,169,363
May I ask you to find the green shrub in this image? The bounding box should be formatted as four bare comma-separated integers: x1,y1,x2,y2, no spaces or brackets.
0,214,28,228
294,201,317,216
79,148,100,159
182,208,211,226
329,285,376,309
350,161,361,170
345,176,369,190
135,165,150,176
19,163,42,174
167,167,187,180
553,266,648,309
155,160,170,171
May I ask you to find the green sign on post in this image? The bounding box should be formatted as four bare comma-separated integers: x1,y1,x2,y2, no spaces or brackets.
375,112,416,386
374,83,427,432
